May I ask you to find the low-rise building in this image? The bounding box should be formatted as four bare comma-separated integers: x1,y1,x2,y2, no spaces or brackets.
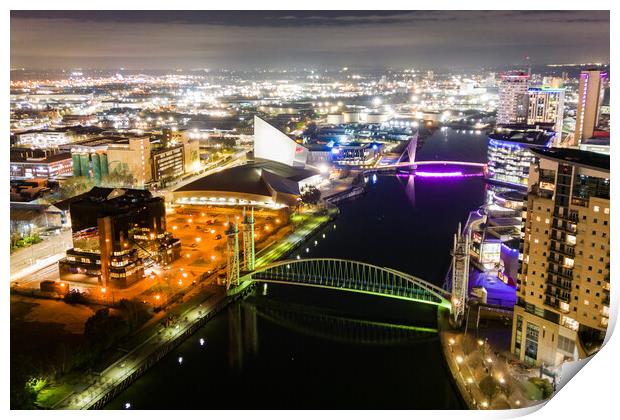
10,150,73,179
59,187,180,289
487,125,555,188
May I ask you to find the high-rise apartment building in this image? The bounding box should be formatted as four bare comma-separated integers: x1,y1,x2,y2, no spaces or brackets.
511,148,610,367
497,71,530,125
527,87,565,138
573,69,608,146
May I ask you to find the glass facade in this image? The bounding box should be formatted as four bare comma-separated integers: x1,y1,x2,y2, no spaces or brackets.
487,139,537,187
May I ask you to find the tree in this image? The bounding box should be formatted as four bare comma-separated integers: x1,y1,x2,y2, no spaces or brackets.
101,166,136,188
119,298,152,331
56,176,95,200
479,375,501,401
300,186,321,206
84,308,129,350
63,289,88,304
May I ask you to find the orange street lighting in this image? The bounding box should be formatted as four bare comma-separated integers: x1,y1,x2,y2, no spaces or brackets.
201,212,205,217
275,218,280,223
210,229,216,234
182,273,188,278
100,287,107,293
188,219,193,223
186,253,191,258
195,237,201,242
210,255,216,261
150,233,155,239
60,282,66,288
155,294,161,301
178,280,183,285
172,225,178,231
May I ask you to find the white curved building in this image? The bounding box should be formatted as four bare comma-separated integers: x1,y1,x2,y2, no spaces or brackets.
253,116,308,167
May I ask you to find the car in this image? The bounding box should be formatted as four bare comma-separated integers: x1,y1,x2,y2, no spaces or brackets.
215,234,222,240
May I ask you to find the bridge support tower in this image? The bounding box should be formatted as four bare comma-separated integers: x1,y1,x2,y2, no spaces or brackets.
398,132,419,164
242,207,255,271
451,222,470,326
225,218,240,290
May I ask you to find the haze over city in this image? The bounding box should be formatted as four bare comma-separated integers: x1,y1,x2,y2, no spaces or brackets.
11,10,610,69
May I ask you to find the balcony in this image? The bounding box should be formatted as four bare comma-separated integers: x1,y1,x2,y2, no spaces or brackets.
546,276,572,291
545,287,571,302
548,266,573,280
550,242,575,258
603,293,610,306
544,295,570,313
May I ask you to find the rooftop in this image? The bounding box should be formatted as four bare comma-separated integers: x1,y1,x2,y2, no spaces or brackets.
489,126,555,146
176,159,319,197
531,148,610,173
10,151,72,164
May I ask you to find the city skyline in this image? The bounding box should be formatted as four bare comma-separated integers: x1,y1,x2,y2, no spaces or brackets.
8,7,613,412
11,10,610,70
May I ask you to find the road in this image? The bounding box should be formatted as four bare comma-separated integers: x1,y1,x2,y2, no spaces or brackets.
11,229,73,281
50,205,336,409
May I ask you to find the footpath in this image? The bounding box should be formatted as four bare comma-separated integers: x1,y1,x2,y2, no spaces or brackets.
49,205,338,409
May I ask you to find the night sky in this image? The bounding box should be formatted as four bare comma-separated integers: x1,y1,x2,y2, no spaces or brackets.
10,10,610,70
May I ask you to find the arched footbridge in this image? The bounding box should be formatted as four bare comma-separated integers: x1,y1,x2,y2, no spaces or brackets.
236,258,453,311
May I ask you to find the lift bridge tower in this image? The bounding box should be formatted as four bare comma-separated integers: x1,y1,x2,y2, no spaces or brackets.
225,218,240,290
451,222,470,326
242,207,255,271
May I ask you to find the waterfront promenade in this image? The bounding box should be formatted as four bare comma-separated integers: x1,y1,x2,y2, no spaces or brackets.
47,204,338,409
440,318,550,410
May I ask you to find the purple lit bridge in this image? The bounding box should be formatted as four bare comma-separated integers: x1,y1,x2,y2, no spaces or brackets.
366,160,488,178
365,135,488,178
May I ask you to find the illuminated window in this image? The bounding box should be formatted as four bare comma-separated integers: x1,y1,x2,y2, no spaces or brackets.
564,257,574,268
593,206,600,212
604,208,610,214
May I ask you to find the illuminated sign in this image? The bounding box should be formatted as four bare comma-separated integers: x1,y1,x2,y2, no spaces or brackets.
480,241,501,264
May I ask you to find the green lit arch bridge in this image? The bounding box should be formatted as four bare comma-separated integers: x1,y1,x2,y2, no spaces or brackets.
236,258,453,311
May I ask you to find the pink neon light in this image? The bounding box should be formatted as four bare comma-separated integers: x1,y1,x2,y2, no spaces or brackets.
416,171,464,178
